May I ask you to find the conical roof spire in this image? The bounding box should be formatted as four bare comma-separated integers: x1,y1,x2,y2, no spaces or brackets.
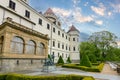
44,8,55,15
68,25,79,33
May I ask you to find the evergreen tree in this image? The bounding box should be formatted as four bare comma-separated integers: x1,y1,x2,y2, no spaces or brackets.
57,56,64,64
80,54,92,67
66,56,72,63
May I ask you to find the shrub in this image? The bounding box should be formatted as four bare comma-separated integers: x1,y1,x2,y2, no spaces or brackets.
0,74,7,80
66,56,72,63
82,77,95,80
0,74,94,80
62,63,104,72
80,54,92,67
57,56,64,64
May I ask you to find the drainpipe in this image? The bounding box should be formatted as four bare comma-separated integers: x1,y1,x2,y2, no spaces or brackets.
50,23,53,55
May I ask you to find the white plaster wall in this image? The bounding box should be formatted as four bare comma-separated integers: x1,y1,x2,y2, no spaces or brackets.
0,8,4,25
0,0,80,62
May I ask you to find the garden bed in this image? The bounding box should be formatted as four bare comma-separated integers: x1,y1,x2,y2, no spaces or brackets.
62,63,104,72
0,73,95,80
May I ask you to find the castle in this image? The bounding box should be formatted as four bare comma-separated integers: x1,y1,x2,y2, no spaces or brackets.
0,0,80,72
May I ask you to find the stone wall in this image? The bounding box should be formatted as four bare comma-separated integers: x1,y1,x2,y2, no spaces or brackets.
0,59,45,72
0,21,49,72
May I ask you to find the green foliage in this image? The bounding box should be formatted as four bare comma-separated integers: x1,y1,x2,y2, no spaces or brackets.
66,56,72,63
62,63,104,72
80,54,92,67
79,42,100,62
88,54,97,63
0,74,94,80
57,56,64,64
82,77,95,80
88,31,117,59
105,47,120,61
0,74,7,80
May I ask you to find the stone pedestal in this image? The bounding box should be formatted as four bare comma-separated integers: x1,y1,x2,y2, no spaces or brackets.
42,65,56,72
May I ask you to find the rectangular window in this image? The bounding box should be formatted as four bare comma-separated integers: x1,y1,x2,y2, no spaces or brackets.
53,41,55,47
66,45,68,50
66,54,67,58
66,36,67,39
62,53,64,58
25,10,30,18
53,28,55,33
58,53,60,57
58,31,60,35
62,33,64,37
62,44,64,49
73,47,76,51
39,18,42,25
69,46,70,51
47,24,50,29
73,38,75,41
9,0,16,10
58,43,60,48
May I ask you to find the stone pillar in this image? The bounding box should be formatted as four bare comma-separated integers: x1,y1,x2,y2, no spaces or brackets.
2,26,12,55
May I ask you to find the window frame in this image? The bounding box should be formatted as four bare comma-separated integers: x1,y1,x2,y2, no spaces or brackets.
9,0,16,10
25,10,30,18
39,18,42,25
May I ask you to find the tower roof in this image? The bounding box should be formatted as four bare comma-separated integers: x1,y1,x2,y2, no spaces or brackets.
44,8,55,15
67,25,79,33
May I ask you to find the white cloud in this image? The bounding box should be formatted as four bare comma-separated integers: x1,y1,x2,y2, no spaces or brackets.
108,12,112,16
111,4,120,13
73,7,93,23
72,0,80,5
52,8,71,17
95,20,103,25
91,6,105,16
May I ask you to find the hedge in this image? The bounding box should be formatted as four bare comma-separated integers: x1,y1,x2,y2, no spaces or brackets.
62,63,104,72
0,74,95,80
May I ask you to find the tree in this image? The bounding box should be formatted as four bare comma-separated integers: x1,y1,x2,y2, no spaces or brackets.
57,56,64,64
66,56,72,63
79,42,100,59
88,54,97,63
80,54,92,67
88,31,117,58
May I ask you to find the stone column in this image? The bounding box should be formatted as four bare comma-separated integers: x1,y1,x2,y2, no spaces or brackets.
2,26,12,55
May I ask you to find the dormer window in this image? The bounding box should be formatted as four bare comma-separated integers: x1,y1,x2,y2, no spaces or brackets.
9,0,16,10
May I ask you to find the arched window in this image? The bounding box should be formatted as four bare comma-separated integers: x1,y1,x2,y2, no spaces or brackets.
26,40,35,54
38,43,45,55
11,36,24,54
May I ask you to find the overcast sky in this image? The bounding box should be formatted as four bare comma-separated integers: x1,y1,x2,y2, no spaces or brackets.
29,0,120,41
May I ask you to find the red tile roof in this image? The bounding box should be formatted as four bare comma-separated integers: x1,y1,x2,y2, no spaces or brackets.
68,25,79,33
44,8,55,15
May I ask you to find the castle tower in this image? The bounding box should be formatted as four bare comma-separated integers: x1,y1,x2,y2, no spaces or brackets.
44,8,61,27
68,25,80,63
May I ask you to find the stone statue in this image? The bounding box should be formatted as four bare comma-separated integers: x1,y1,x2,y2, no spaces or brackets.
44,54,55,66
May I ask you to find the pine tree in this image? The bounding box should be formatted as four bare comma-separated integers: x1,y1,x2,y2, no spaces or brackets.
80,54,92,67
66,56,72,63
57,56,64,64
